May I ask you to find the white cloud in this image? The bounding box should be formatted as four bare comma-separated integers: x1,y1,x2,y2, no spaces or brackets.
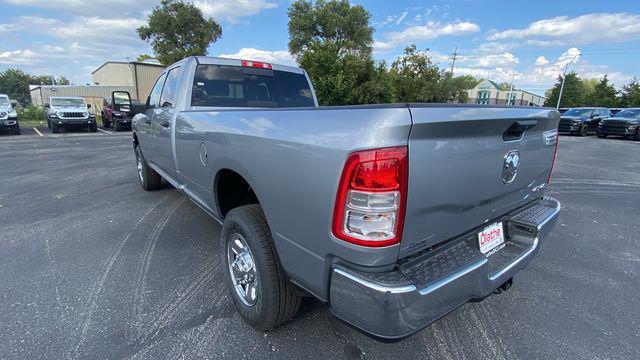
219,48,296,66
193,0,277,22
487,13,640,45
375,21,480,52
535,56,549,66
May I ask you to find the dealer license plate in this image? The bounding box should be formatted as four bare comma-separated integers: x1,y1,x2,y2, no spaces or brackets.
478,221,505,255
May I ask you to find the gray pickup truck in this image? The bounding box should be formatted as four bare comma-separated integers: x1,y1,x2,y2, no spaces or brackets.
131,56,561,340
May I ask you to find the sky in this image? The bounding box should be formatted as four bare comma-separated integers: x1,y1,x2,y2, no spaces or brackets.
1,0,639,95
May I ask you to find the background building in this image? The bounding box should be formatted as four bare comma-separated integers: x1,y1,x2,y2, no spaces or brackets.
30,60,165,109
467,79,546,106
91,60,165,101
30,85,135,110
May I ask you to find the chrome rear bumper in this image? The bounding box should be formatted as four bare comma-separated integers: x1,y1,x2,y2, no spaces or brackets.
329,197,560,339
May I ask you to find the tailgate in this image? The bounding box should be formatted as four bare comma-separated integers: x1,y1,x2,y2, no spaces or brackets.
400,106,559,258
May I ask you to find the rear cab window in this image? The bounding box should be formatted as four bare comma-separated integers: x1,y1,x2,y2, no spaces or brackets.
191,64,314,108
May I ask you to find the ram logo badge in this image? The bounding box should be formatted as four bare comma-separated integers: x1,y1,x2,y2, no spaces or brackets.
503,150,520,184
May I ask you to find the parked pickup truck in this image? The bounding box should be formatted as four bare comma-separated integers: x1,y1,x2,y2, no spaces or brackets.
46,96,97,133
131,56,561,340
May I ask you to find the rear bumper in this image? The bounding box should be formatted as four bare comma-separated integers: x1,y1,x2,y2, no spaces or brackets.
329,196,560,340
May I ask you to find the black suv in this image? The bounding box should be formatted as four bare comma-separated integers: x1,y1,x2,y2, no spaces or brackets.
558,107,610,136
597,108,640,140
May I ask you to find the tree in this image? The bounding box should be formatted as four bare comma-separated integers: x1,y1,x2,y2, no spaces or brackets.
137,0,222,65
544,72,587,107
136,54,155,62
288,0,373,60
585,75,618,107
0,69,32,106
288,0,392,105
619,78,640,107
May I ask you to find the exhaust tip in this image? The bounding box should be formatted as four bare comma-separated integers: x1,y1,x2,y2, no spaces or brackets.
493,277,513,294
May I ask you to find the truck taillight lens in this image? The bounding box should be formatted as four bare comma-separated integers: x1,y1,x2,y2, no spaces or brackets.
332,147,408,247
545,129,559,183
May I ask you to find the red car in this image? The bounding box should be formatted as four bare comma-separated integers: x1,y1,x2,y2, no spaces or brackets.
101,97,132,131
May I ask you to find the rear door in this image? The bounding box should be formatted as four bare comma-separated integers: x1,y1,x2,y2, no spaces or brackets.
399,106,559,257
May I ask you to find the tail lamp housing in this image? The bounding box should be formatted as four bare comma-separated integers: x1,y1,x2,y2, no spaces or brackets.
332,147,408,247
544,129,559,183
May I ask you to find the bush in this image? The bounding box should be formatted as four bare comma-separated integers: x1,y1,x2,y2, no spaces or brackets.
17,106,46,122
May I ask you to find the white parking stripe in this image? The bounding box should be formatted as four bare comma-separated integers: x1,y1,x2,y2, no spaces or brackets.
33,127,43,137
97,128,112,134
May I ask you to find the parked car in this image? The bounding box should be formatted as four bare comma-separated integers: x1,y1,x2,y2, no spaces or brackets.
0,94,20,135
557,107,610,136
597,108,640,140
46,97,97,133
558,107,569,115
131,56,561,340
101,95,134,131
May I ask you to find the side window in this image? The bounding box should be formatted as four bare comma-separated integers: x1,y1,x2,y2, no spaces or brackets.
160,66,181,107
147,73,167,109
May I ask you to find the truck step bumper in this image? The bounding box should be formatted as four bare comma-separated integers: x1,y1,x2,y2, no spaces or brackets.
329,197,560,340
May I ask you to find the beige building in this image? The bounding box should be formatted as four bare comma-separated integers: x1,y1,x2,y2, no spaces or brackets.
467,79,546,107
91,61,165,101
30,85,136,110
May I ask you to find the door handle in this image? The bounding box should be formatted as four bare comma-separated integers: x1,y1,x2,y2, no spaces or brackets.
160,120,170,128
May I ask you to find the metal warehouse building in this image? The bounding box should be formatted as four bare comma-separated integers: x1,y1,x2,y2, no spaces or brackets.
29,60,165,109
30,85,136,110
91,61,165,101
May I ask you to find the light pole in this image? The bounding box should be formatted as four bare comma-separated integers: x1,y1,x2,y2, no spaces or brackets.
556,53,580,109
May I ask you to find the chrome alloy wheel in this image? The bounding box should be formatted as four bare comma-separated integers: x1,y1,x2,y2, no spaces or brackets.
136,151,144,184
227,233,258,306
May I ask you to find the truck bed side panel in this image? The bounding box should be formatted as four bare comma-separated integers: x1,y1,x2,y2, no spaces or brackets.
174,107,412,300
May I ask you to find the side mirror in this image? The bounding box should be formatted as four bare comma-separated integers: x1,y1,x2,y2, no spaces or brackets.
87,104,92,109
44,103,50,109
10,100,17,108
112,91,132,113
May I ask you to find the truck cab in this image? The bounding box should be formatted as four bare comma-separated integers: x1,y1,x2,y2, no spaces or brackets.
46,96,97,133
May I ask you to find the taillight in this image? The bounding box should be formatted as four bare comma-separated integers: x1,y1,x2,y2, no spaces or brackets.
544,129,559,183
242,60,272,70
332,147,408,247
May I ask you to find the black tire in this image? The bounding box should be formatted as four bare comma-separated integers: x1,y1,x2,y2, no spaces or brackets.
114,122,122,132
47,119,51,129
135,146,162,191
13,125,20,135
51,122,60,133
221,204,301,331
578,124,589,137
89,123,97,132
634,129,640,141
597,133,606,138
102,114,110,128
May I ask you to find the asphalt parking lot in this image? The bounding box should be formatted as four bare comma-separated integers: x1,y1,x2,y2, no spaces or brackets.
0,131,638,359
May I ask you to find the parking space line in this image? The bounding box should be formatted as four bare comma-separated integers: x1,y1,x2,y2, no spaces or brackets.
97,128,112,134
33,127,43,137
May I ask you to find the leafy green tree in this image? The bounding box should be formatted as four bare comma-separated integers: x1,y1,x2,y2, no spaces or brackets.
585,75,618,107
0,69,71,106
137,0,222,65
619,78,640,107
0,68,32,106
136,54,155,62
288,0,392,105
390,45,442,102
544,72,587,107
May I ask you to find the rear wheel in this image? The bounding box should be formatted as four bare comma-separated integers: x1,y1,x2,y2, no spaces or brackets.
221,204,301,331
135,146,161,190
634,129,640,141
13,125,20,135
114,122,122,132
578,124,589,137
